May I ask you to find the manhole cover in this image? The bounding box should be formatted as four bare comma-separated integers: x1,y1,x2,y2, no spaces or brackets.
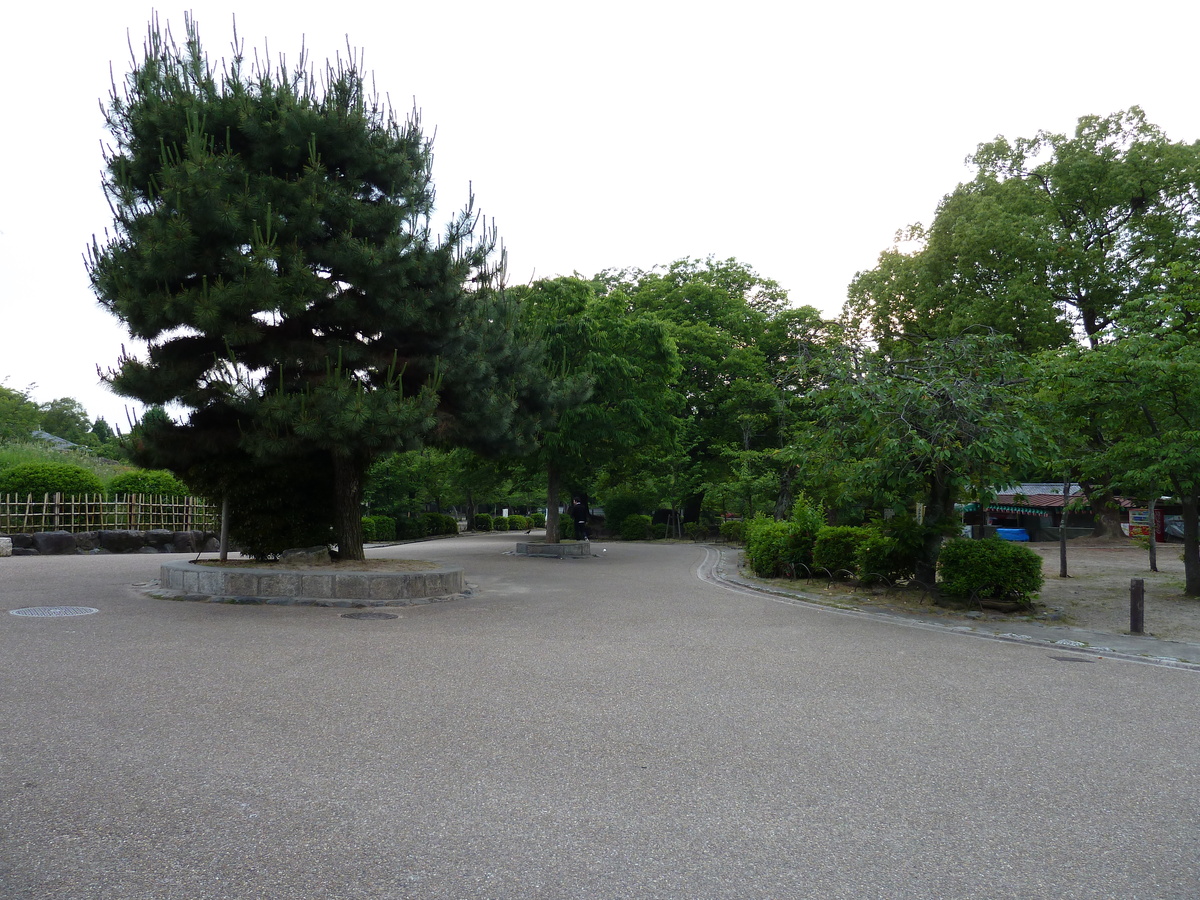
340,611,399,620
10,606,99,618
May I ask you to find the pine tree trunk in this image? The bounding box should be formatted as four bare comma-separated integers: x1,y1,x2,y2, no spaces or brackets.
333,455,366,561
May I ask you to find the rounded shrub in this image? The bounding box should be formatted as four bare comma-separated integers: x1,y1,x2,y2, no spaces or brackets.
938,538,1044,604
492,515,510,531
473,513,494,532
530,512,546,528
559,519,575,540
0,462,104,498
509,514,529,530
813,526,872,577
854,530,911,586
107,468,188,497
652,522,669,539
719,519,746,545
420,512,458,536
620,513,653,541
395,517,427,540
361,515,397,542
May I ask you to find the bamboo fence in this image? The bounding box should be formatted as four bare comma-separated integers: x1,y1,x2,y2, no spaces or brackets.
0,493,219,534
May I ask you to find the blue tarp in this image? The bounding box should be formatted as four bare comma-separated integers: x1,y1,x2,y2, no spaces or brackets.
996,528,1030,542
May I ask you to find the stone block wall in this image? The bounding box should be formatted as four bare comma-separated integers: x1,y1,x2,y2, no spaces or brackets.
0,529,220,556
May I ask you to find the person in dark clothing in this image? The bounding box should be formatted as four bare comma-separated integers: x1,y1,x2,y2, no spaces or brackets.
569,497,590,541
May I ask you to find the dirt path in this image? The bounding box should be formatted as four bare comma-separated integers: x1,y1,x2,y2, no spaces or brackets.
1027,539,1200,643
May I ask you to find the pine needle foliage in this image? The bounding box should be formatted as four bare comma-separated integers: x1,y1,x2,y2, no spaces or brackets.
88,15,540,559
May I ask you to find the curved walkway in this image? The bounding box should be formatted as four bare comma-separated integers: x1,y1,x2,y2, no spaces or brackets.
2,534,1197,899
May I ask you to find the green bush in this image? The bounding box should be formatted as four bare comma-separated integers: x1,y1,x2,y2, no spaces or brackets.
0,462,105,498
492,515,510,531
361,515,397,542
938,538,1044,603
530,512,546,527
744,516,791,576
850,516,927,586
558,519,575,539
473,513,493,531
719,519,746,544
683,521,709,541
600,490,649,534
395,517,427,540
854,530,911,586
744,501,824,578
813,526,872,576
652,522,669,539
106,468,189,496
509,514,529,530
420,512,458,536
620,513,653,541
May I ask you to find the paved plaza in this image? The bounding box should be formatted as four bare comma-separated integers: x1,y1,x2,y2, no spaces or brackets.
2,534,1198,898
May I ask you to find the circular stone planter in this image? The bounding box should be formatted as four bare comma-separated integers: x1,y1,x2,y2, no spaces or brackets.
157,559,466,607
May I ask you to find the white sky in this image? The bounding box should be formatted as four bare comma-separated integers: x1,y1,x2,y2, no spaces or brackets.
3,1,1198,429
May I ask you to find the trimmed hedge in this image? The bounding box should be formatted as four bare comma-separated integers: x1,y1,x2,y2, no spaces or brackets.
106,469,188,497
813,526,871,577
530,512,546,527
719,519,746,545
421,512,458,536
362,515,397,542
473,513,493,531
0,462,105,498
492,515,510,531
938,538,1044,603
620,513,653,541
395,517,426,540
854,531,912,586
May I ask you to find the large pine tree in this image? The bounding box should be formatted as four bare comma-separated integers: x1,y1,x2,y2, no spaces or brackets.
89,16,542,559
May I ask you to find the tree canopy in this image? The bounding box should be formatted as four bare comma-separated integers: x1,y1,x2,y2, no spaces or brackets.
88,16,541,558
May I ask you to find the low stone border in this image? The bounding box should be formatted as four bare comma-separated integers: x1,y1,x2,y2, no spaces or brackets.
156,559,466,607
515,540,593,558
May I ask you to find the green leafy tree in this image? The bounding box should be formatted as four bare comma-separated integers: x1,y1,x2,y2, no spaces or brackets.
848,109,1200,539
0,383,41,443
1042,277,1200,594
88,17,539,559
38,398,92,444
599,257,801,522
815,330,1042,585
512,276,681,542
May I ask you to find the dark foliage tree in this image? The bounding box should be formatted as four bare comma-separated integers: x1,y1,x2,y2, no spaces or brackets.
88,16,540,559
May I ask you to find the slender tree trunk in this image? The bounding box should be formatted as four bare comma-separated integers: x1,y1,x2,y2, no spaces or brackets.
1059,474,1070,578
915,472,952,587
774,464,797,520
333,454,366,561
1181,494,1200,596
545,462,561,544
1148,495,1158,573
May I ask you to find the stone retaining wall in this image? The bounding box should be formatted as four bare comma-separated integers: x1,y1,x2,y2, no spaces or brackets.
0,529,219,556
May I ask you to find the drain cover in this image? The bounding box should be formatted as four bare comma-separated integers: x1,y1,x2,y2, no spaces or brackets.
340,611,398,620
10,606,99,618
1049,655,1095,663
